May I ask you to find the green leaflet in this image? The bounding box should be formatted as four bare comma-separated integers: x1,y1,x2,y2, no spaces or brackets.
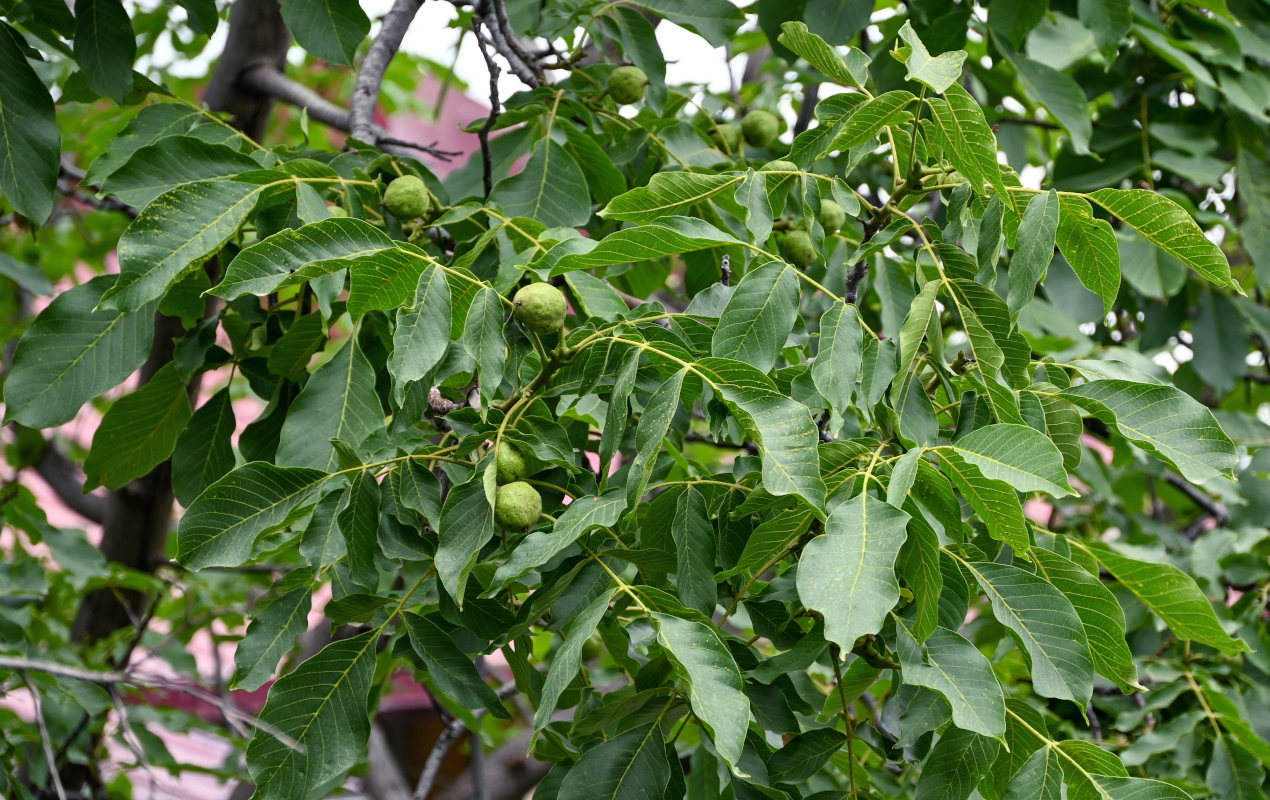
403,613,510,718
797,494,910,653
84,363,192,491
0,22,60,225
1033,548,1141,692
279,0,369,65
893,21,968,94
894,619,1006,739
825,90,917,154
1054,194,1120,312
246,631,378,800
600,170,741,222
4,276,156,429
276,338,384,472
1088,188,1239,291
1008,189,1060,315
1084,542,1249,656
102,178,266,311
654,613,750,775
102,135,261,208
213,218,396,300
937,450,1031,552
777,21,870,89
556,722,672,800
711,260,800,373
940,423,1074,497
535,589,616,731
491,138,591,228
176,462,332,569
232,571,313,691
549,216,740,274
959,559,1095,707
1061,378,1237,484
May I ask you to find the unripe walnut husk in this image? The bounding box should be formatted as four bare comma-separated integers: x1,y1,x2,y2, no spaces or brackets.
608,65,648,105
513,282,568,336
495,441,528,485
819,199,846,235
780,229,817,268
710,123,742,153
327,205,349,218
495,481,542,530
741,109,780,147
382,175,431,219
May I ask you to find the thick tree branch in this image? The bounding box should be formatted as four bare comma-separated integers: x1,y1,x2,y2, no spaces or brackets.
412,681,517,800
241,65,460,160
350,0,425,143
32,442,107,524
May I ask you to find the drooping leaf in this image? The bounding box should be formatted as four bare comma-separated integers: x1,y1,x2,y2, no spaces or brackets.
172,389,238,506
0,22,60,225
620,0,745,46
535,589,615,730
276,338,385,472
1061,379,1237,484
1008,189,1060,315
403,613,510,718
959,559,1094,706
942,423,1074,497
928,85,1011,211
555,722,673,800
893,21,968,94
1033,548,1140,692
177,462,331,569
894,619,1006,739
797,494,910,653
233,571,313,691
767,728,849,785
435,472,496,604
812,302,863,418
4,276,155,428
101,135,261,208
1001,747,1064,800
937,450,1031,552
653,613,750,775
391,264,452,400
246,631,378,800
1085,542,1249,656
278,0,369,65
84,364,191,491
711,261,799,374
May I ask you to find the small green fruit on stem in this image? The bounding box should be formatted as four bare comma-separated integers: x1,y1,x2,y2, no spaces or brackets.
608,65,648,105
495,481,543,530
741,109,780,147
779,229,817,268
709,122,742,153
513,282,568,336
819,199,846,235
382,174,431,219
495,441,528,484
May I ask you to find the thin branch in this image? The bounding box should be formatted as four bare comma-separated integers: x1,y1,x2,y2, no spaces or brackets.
241,66,460,161
472,16,502,197
32,440,108,524
993,116,1060,130
1164,472,1228,529
488,0,540,85
412,681,517,800
351,0,425,143
479,1,539,87
22,671,68,800
844,261,868,305
793,82,820,137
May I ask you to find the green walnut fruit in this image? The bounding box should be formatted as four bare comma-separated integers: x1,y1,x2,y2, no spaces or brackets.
709,123,742,153
580,632,604,661
780,229,817,268
513,282,568,336
819,199,846,235
382,174,431,219
608,65,648,105
495,441,528,485
327,205,348,218
741,109,780,147
495,481,542,530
